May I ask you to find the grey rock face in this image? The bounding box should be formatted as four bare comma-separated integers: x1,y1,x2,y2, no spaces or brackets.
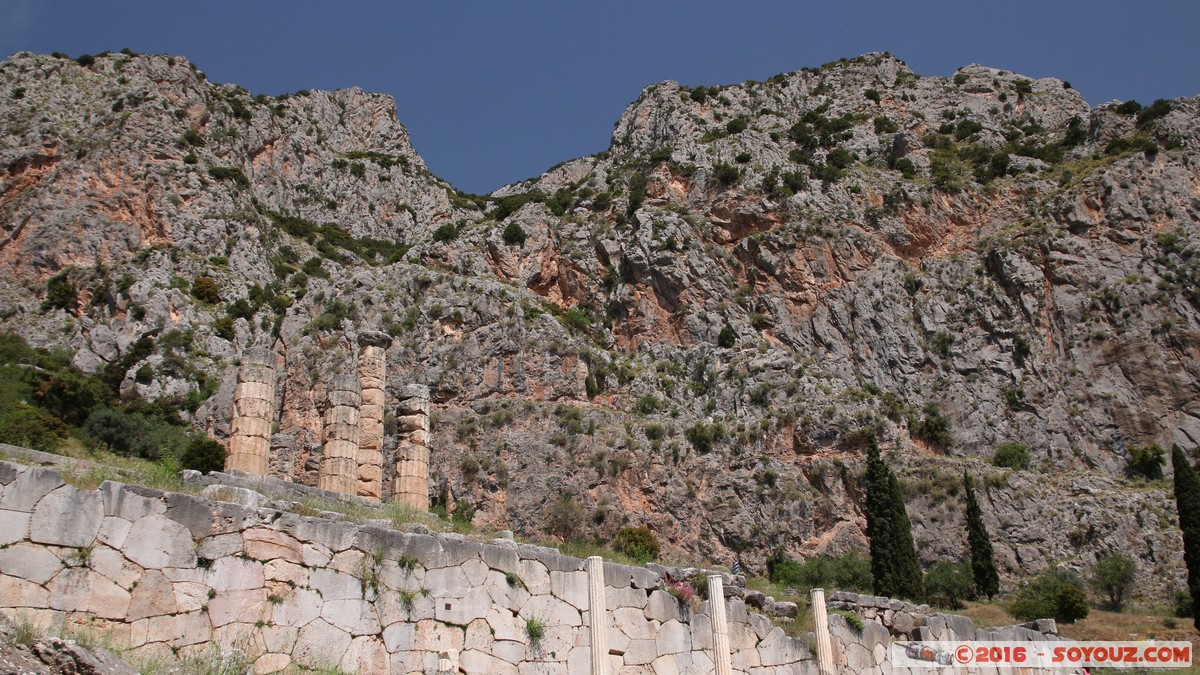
1,51,1197,600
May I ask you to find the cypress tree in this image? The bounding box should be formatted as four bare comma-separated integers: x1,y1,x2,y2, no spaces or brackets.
1171,446,1200,626
887,472,925,600
964,471,1000,599
864,435,924,600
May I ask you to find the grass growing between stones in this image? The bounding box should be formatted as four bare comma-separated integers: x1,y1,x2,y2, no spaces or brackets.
0,442,199,496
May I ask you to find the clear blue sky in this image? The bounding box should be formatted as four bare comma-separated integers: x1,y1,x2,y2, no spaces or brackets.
3,0,1198,194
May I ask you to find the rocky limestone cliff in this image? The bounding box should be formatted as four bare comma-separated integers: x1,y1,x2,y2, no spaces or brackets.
1,50,1197,602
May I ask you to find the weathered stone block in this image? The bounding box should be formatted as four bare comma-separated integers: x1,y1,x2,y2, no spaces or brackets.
0,508,29,546
0,466,64,512
323,597,381,635
243,528,304,563
126,569,177,621
28,485,100,550
293,618,352,669
120,513,196,569
341,635,389,673
0,543,60,583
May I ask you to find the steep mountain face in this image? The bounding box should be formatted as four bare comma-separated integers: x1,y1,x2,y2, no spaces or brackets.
1,50,1197,599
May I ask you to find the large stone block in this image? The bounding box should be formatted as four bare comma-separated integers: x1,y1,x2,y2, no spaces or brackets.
0,465,64,512
48,567,131,619
436,585,493,625
657,619,692,656
293,618,352,669
234,380,274,403
271,587,322,628
234,396,275,419
550,569,589,611
244,528,304,564
614,606,656,639
142,610,212,648
88,546,142,590
0,574,48,607
757,626,812,667
645,589,681,622
0,509,30,546
30,485,103,548
0,543,60,584
341,635,389,673
99,481,165,520
521,593,583,628
323,597,381,635
310,566,364,601
122,513,196,569
323,420,361,444
125,569,177,621
460,649,519,675
231,415,272,439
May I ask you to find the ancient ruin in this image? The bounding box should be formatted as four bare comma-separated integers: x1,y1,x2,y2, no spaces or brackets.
356,331,392,502
225,339,431,507
317,373,362,495
224,348,277,476
394,384,432,510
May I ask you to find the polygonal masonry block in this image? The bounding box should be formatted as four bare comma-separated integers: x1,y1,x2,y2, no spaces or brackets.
30,485,103,548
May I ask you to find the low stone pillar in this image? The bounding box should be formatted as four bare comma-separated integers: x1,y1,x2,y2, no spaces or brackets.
393,384,430,509
811,588,835,675
356,331,391,502
708,574,732,675
225,348,277,475
587,556,608,675
318,374,361,495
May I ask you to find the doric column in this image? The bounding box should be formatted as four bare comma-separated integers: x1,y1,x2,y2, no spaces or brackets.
708,574,732,675
811,588,835,675
356,331,391,502
586,556,608,675
393,384,430,509
225,348,276,475
318,374,361,495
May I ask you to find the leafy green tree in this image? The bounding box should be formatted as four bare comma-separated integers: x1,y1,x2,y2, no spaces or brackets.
502,222,527,246
613,526,660,562
190,275,221,303
864,435,924,600
1127,445,1165,480
0,404,68,451
43,273,79,310
544,495,586,542
1171,446,1200,625
767,551,872,593
1091,552,1136,609
717,326,736,348
925,560,973,608
1011,569,1089,623
964,471,1000,599
180,435,226,474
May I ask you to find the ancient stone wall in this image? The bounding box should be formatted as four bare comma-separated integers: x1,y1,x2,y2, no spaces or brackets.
0,460,1062,675
224,348,277,475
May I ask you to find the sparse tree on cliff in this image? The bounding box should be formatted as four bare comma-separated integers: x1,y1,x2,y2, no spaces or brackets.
1171,446,1200,625
964,471,1000,599
864,435,924,601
